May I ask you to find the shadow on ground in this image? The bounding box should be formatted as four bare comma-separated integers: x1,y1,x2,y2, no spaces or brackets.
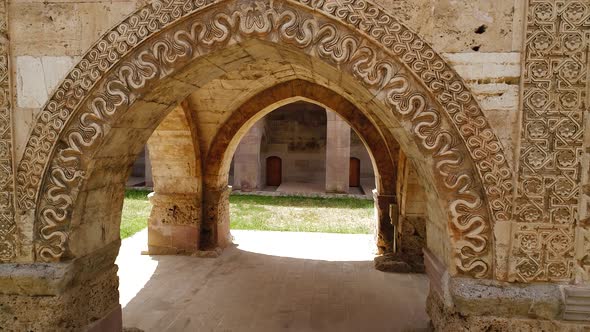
120,239,431,332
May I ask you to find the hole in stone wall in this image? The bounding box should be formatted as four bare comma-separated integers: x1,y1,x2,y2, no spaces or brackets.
475,25,487,34
472,45,481,52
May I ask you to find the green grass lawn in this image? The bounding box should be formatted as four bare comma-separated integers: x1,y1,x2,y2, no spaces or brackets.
120,189,151,239
120,191,375,239
229,194,374,234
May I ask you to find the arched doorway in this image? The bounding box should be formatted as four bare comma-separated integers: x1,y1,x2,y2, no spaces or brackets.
349,157,360,188
8,0,513,329
266,156,282,186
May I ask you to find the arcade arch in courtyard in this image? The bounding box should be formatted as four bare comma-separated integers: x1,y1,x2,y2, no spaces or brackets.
1,0,586,331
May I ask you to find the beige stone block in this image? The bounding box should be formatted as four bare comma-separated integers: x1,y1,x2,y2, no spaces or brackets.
150,161,195,178
78,2,141,53
325,110,350,193
84,157,134,191
241,39,285,63
373,0,435,46
10,3,82,56
172,57,226,88
511,0,526,52
96,127,152,158
16,56,76,108
470,83,519,112
443,52,521,82
430,0,516,53
482,108,518,165
140,75,199,106
114,100,174,130
204,41,253,73
69,188,125,257
152,176,199,193
13,107,35,164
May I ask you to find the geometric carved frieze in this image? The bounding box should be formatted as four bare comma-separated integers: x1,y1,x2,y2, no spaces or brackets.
0,0,15,263
513,0,590,282
14,0,513,279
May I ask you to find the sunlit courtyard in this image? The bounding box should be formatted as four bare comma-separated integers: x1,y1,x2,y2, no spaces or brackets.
120,190,376,240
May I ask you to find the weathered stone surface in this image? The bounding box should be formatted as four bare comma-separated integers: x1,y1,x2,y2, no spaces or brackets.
374,252,425,274
147,193,200,254
123,328,144,332
0,243,120,330
233,121,264,191
450,277,562,320
15,56,76,108
563,286,590,322
201,185,232,250
3,0,590,330
427,289,589,332
373,192,396,254
325,110,350,193
373,0,521,53
0,262,73,295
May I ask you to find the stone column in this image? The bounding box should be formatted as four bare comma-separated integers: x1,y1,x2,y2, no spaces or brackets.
233,121,264,191
147,106,201,255
144,146,153,187
373,190,396,254
325,110,350,193
147,193,201,254
200,184,232,250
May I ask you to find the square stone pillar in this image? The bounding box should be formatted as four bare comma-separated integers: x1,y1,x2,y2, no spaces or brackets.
144,146,153,187
373,190,396,254
233,121,264,191
147,193,201,254
201,185,233,250
325,110,350,193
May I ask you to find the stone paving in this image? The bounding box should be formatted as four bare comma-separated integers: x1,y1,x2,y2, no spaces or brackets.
118,230,430,332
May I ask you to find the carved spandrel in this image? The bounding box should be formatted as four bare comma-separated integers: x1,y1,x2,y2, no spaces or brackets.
513,0,590,282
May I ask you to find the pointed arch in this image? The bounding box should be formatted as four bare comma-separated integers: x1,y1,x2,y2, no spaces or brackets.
13,0,513,279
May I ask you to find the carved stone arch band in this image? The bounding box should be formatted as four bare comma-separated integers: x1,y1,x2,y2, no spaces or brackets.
15,0,513,279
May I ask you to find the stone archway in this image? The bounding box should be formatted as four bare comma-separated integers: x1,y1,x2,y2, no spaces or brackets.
6,0,516,329
200,79,400,253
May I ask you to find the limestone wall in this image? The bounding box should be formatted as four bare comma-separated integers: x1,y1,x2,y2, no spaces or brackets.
350,130,375,189
9,0,523,169
378,0,524,172
261,103,328,185
10,0,147,162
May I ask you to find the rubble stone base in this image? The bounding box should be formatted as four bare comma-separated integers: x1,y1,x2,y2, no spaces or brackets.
427,291,589,332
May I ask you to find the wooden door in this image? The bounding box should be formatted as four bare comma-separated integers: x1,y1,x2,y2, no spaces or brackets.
266,156,282,186
349,157,360,187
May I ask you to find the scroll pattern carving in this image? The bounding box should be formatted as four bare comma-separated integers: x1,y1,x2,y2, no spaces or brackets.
14,0,511,278
513,0,590,282
297,0,514,225
0,0,15,263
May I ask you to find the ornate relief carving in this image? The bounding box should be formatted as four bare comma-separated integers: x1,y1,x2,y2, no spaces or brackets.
298,0,514,225
15,0,512,278
513,0,590,282
0,0,15,263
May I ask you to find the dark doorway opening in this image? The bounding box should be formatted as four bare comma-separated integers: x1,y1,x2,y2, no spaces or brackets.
349,157,360,187
266,156,282,186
